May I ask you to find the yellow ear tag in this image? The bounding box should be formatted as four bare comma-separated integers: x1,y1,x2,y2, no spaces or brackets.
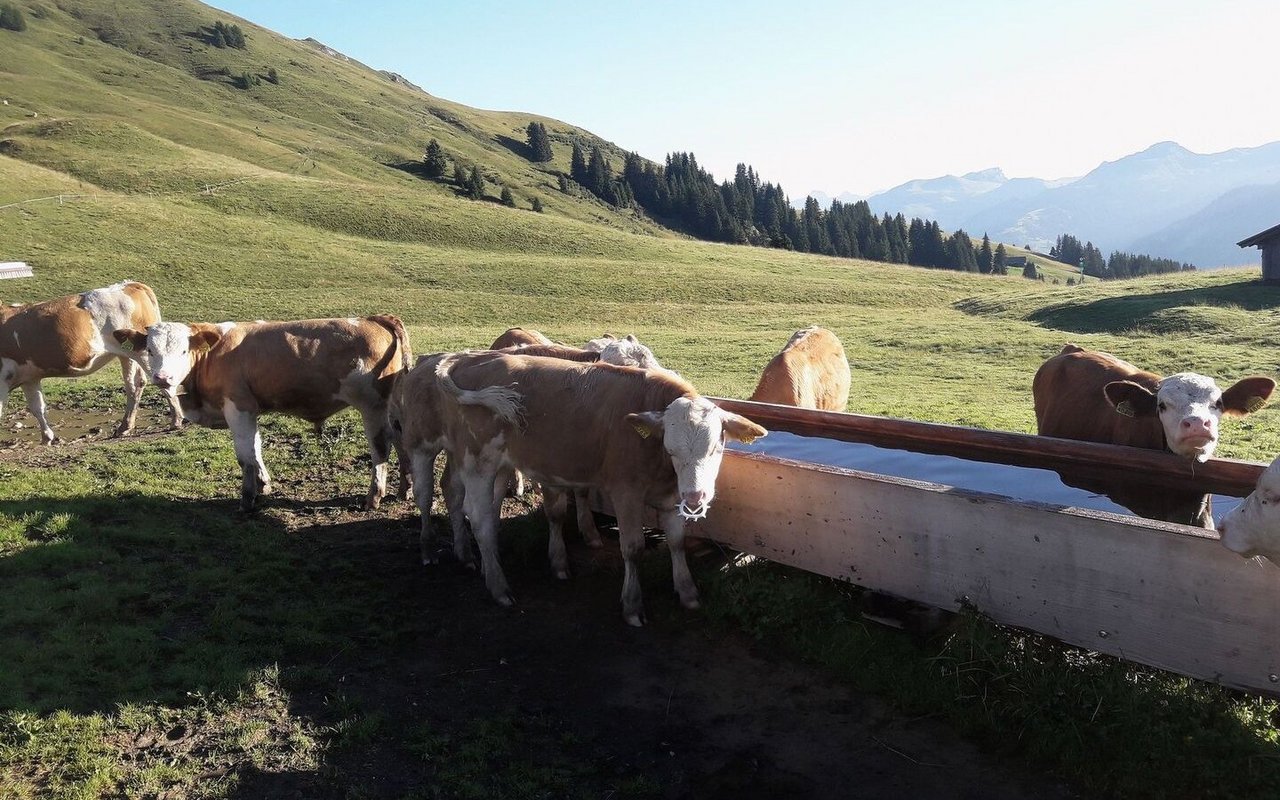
119,339,134,351
1114,400,1136,418
632,422,651,439
738,432,761,444
1245,396,1267,413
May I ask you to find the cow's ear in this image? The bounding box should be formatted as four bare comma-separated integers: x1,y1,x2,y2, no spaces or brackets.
1222,376,1276,416
1104,380,1158,418
624,334,638,343
721,412,767,444
189,329,222,353
627,411,663,439
113,328,148,353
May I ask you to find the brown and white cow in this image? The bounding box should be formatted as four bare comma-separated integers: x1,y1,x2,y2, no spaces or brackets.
0,280,180,443
489,327,553,350
116,316,412,511
583,333,664,371
390,351,766,625
1218,456,1280,563
1033,343,1275,526
749,326,851,411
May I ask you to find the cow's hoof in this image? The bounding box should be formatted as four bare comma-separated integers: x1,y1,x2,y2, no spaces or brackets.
624,613,646,628
40,436,56,446
497,593,515,607
110,426,132,439
259,483,273,496
555,570,570,581
681,597,702,610
584,538,604,549
364,496,381,512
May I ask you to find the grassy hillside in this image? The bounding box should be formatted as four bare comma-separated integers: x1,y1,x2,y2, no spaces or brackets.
3,1,1280,798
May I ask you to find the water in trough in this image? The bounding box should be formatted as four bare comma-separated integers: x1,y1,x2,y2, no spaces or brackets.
730,431,1243,526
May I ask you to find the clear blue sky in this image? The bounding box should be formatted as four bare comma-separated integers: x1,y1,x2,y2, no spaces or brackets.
210,0,1280,197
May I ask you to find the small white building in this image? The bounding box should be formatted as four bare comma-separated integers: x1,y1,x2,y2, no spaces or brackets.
0,262,33,280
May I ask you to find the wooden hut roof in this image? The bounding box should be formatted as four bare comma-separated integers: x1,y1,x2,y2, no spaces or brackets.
1238,222,1280,248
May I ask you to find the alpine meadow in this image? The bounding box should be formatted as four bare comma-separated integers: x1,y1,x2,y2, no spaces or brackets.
3,1,1280,798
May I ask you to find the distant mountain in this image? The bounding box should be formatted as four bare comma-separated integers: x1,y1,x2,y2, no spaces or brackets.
863,140,1280,266
1129,181,1280,267
795,190,863,209
862,168,1072,233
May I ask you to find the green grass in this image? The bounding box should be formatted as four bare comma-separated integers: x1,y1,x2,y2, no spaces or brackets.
3,0,1280,797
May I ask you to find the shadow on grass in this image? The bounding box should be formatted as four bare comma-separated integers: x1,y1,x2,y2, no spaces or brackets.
1027,280,1280,334
0,491,543,716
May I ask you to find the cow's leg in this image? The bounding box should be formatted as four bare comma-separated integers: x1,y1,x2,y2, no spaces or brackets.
512,470,526,498
660,508,701,610
163,386,184,429
462,464,513,606
614,493,648,626
224,402,265,511
442,455,475,567
393,439,413,502
574,489,604,548
112,356,146,438
22,382,55,445
18,381,53,444
358,405,391,511
411,447,441,565
543,487,571,580
0,362,10,428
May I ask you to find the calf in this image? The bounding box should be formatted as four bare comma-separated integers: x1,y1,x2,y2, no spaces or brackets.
0,280,179,443
391,351,766,624
749,326,851,411
1033,343,1274,526
1218,456,1280,563
116,316,411,511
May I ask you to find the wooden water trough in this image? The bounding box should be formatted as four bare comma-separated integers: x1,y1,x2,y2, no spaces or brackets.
690,398,1280,698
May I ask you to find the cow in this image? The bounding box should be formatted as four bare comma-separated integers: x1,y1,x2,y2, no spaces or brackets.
489,327,553,350
390,351,766,625
115,316,412,511
749,326,851,411
0,280,180,444
1032,343,1275,526
1218,456,1280,563
583,333,664,371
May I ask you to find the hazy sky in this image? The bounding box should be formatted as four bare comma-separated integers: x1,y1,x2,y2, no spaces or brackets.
211,0,1280,198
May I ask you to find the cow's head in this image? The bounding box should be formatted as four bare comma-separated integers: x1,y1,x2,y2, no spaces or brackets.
582,333,616,353
627,397,766,520
1219,456,1280,563
114,322,222,390
1104,373,1275,461
599,334,662,371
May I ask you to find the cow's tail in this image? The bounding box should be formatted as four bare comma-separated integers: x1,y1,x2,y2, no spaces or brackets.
433,352,524,426
369,314,413,373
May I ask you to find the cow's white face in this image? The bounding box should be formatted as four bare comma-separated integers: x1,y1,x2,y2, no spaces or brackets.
582,334,615,353
628,397,766,520
1219,457,1280,562
141,322,199,390
1106,372,1275,462
599,335,662,370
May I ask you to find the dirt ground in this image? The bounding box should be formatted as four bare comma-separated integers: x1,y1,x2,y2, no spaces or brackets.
2,404,1080,799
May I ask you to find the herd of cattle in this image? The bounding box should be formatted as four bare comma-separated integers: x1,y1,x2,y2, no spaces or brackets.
1,280,1277,623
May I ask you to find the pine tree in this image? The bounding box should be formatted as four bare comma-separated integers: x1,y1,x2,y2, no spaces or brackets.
570,142,587,185
500,186,515,207
265,66,279,84
993,243,1007,275
531,197,544,213
211,25,227,47
467,166,485,200
526,122,553,162
978,233,994,274
0,2,27,31
422,139,448,178
1023,261,1039,280
453,163,467,187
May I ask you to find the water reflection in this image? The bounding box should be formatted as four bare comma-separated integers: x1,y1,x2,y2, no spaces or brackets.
730,431,1241,527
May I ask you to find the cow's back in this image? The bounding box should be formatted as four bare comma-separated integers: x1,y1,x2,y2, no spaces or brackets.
490,327,552,350
446,354,689,492
750,326,850,411
1032,344,1164,449
0,282,161,372
197,318,402,418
